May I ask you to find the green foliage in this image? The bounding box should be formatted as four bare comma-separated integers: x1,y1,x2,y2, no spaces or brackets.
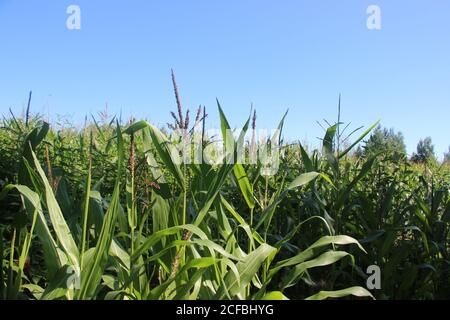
0,102,449,301
412,137,436,163
443,146,450,163
359,125,406,157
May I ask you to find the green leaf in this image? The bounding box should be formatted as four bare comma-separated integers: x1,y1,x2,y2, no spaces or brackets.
77,123,123,299
193,163,234,226
287,172,319,190
130,122,186,191
305,286,374,300
217,101,255,209
10,185,63,278
233,164,255,209
131,224,208,262
19,121,49,186
216,243,276,299
274,235,365,271
271,109,289,147
322,124,339,172
261,291,289,300
337,156,376,207
338,120,380,159
281,250,353,289
122,120,149,135
41,265,75,300
30,150,80,268
299,143,313,172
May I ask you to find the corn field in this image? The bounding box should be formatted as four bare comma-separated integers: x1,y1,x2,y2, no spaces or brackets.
0,87,449,300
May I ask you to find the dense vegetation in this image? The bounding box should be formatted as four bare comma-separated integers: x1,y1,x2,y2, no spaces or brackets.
0,87,449,300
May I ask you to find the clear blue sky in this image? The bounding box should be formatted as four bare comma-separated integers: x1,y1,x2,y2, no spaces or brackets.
0,0,449,158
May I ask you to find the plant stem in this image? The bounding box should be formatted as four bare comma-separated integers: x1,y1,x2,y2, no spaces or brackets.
182,163,187,226
247,206,255,299
130,131,136,258
9,229,15,271
7,228,16,299
80,158,92,270
264,176,269,208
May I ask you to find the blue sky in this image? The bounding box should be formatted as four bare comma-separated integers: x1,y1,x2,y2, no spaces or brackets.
0,0,449,158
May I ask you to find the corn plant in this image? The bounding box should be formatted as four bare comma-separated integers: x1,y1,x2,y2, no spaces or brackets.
1,86,448,300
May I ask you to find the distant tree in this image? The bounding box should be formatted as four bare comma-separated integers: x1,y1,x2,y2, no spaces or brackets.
444,146,450,163
411,137,435,163
359,126,406,157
